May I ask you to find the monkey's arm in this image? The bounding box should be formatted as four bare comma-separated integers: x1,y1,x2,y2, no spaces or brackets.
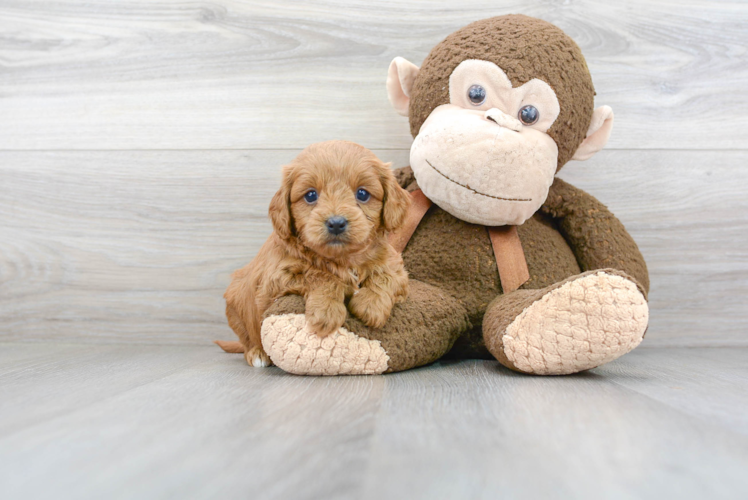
540,177,650,295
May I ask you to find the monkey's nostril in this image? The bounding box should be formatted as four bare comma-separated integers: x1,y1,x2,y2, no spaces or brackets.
486,115,499,125
326,216,348,236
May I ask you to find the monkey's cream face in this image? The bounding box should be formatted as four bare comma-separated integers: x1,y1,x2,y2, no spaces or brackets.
410,60,561,226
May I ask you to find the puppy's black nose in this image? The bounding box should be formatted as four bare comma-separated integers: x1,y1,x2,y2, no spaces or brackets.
326,216,348,235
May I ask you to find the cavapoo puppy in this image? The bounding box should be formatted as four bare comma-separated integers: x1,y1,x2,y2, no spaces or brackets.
217,141,411,367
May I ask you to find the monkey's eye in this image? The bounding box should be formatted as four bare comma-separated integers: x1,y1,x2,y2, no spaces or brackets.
356,188,371,203
518,105,539,125
467,85,486,106
304,190,318,203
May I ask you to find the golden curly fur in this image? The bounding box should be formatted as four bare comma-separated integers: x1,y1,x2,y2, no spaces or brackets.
217,141,411,367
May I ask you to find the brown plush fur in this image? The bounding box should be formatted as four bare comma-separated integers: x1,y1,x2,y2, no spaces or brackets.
263,15,650,374
408,14,595,170
221,141,411,366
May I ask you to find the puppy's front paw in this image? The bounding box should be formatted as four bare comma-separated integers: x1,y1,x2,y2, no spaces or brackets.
348,288,393,329
306,300,347,337
244,346,273,367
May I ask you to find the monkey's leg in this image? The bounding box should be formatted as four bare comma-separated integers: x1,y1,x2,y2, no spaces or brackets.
260,280,469,375
483,269,648,375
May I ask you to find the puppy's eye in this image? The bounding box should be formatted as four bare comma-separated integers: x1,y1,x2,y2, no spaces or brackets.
355,188,371,203
304,190,318,203
468,85,486,106
518,105,539,125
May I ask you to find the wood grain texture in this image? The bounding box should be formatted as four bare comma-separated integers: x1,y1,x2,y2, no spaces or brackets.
0,344,746,499
1,149,745,346
0,0,745,150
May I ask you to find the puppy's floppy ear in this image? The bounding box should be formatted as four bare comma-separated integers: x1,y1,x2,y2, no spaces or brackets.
268,163,296,240
378,161,411,231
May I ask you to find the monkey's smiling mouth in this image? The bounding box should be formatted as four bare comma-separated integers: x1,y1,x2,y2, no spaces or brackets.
425,159,532,202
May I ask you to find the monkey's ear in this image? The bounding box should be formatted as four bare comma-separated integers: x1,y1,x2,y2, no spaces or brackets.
268,164,295,240
387,57,420,117
572,106,614,161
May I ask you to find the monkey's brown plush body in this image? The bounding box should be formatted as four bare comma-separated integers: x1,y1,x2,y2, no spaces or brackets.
258,15,650,375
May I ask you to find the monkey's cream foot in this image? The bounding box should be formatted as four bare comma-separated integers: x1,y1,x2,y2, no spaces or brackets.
261,314,389,375
483,270,649,375
244,346,273,368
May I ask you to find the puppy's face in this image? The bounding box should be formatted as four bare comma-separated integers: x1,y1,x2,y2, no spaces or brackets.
269,141,410,259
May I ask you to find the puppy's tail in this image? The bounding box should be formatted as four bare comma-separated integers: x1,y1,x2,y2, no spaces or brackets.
214,340,245,353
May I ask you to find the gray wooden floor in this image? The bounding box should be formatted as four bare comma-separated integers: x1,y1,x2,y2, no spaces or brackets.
0,344,746,499
1,1,747,499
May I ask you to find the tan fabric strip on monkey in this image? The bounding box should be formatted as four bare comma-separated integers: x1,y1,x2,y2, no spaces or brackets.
486,226,530,293
388,189,530,293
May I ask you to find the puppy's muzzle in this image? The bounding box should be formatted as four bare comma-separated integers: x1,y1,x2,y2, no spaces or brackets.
326,216,348,236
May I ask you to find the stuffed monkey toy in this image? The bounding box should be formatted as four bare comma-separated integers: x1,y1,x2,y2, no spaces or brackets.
258,15,649,375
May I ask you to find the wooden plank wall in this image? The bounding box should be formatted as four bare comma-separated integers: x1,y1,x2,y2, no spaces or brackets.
1,1,746,346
